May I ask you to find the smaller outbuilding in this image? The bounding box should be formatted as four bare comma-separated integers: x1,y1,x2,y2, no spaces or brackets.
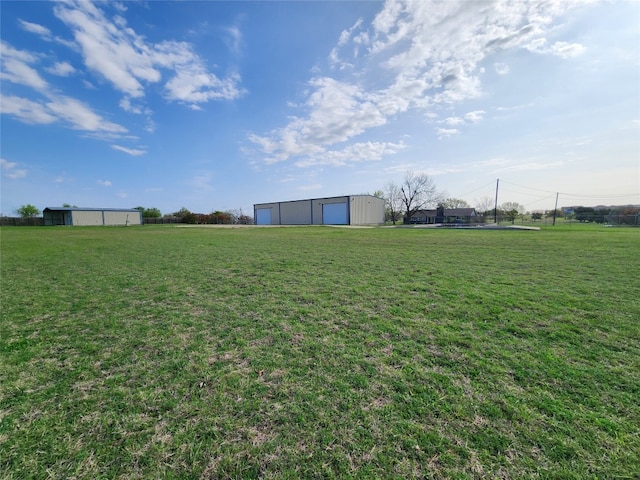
43,207,143,226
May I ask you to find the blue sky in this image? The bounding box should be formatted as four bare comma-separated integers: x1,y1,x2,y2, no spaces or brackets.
1,0,638,217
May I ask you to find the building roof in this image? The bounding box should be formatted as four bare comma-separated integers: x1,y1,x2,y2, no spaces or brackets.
254,194,382,207
44,207,140,212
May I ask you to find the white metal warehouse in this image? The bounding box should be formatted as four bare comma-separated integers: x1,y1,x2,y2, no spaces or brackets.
254,195,385,226
43,207,143,226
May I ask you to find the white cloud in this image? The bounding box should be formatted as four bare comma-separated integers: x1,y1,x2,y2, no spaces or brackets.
548,41,587,59
98,179,112,187
45,61,76,77
443,116,465,126
223,25,242,55
1,41,127,134
18,19,52,37
436,127,459,139
46,95,126,133
52,0,245,107
494,62,510,75
18,18,76,48
1,158,28,179
294,141,406,167
164,68,244,104
250,0,585,166
527,39,587,58
0,42,48,90
111,144,146,156
434,109,485,136
250,77,386,163
0,95,127,135
0,95,58,124
329,18,364,69
464,110,485,123
119,97,141,114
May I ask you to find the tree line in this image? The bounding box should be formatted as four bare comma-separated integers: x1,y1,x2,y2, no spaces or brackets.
10,204,254,224
377,171,530,225
153,207,253,225
375,171,639,225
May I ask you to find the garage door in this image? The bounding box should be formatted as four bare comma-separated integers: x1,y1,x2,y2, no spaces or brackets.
322,202,348,225
256,208,272,225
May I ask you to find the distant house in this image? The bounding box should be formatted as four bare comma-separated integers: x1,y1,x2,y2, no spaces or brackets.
43,207,142,226
407,207,478,224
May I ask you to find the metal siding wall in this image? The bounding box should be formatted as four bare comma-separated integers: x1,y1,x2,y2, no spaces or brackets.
349,196,385,225
279,200,312,225
72,211,104,226
104,211,141,225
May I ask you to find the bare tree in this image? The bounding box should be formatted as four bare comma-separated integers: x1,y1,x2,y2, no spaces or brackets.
474,195,495,222
383,182,403,225
474,195,494,214
399,171,443,222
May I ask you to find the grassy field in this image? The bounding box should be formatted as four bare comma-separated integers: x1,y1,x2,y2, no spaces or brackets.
1,225,638,479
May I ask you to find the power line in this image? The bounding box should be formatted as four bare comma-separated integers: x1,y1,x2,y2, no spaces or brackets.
498,178,639,203
560,192,639,199
500,179,557,195
526,193,558,207
449,179,497,200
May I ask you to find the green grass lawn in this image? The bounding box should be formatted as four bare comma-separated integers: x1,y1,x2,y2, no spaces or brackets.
1,225,638,479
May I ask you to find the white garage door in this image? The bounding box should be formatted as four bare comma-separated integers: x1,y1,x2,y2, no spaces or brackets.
322,202,348,225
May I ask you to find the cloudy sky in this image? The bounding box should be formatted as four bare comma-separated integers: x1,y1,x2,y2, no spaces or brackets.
1,0,638,216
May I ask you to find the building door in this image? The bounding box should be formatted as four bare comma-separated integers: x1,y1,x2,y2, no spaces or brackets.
256,208,272,225
322,202,348,225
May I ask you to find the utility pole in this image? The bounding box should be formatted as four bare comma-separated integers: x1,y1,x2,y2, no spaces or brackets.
552,192,559,226
494,178,499,224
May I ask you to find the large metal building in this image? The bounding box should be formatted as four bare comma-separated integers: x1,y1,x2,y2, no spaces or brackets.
254,195,385,226
43,207,143,226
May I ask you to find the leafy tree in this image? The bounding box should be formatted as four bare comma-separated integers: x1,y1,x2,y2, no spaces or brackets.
16,204,41,218
133,206,161,218
531,211,543,221
501,201,525,215
144,207,161,218
211,211,232,224
62,203,78,208
500,202,525,224
441,197,470,209
574,206,595,222
545,209,563,219
173,207,196,224
398,171,443,223
592,208,611,224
